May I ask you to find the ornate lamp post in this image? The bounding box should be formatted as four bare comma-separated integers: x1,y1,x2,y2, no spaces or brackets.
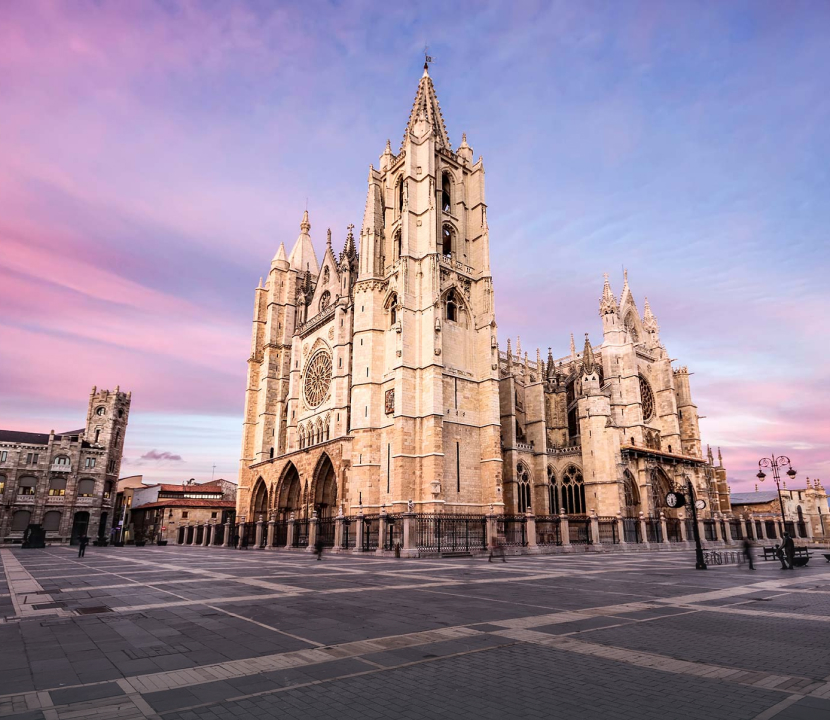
757,455,796,533
677,470,707,570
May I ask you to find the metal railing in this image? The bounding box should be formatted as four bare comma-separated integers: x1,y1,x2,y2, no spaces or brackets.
622,517,641,543
383,515,402,551
213,523,225,546
498,515,527,546
644,517,662,544
665,518,682,543
317,517,336,547
535,516,562,546
340,517,356,549
362,515,379,551
417,514,487,553
598,517,619,544
293,519,309,548
729,519,743,541
703,519,716,541
568,515,592,545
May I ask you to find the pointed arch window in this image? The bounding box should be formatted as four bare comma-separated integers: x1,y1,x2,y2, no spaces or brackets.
445,289,458,323
561,465,585,514
547,466,559,514
397,177,404,217
517,463,531,513
393,230,401,262
441,172,451,213
623,470,640,516
322,266,330,284
319,291,330,312
442,224,454,257
388,293,398,327
625,313,639,343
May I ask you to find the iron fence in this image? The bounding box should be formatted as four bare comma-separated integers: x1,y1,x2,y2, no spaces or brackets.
784,521,796,537
535,516,562,546
186,526,194,544
598,517,618,544
195,526,204,545
684,519,696,542
729,519,743,541
362,515,379,551
796,521,807,538
417,514,487,553
318,517,336,548
177,527,185,544
293,519,309,548
622,517,641,543
765,520,777,539
703,519,716,541
340,517,356,549
568,515,592,545
382,515,402,551
644,517,663,544
212,523,225,546
498,515,527,546
271,521,288,548
240,522,256,549
665,517,682,543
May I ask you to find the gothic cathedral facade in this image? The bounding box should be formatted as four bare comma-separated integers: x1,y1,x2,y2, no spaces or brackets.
236,66,728,524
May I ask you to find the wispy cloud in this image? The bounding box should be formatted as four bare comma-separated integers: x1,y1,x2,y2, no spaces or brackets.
140,450,183,462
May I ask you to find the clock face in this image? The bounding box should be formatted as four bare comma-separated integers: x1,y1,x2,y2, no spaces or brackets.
695,499,706,510
666,492,679,508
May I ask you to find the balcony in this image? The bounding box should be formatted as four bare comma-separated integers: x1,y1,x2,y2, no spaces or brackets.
51,462,71,473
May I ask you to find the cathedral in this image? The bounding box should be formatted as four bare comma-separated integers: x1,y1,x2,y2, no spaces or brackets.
236,64,729,529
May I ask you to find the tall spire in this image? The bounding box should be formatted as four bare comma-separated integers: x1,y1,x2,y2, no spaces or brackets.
272,242,287,264
516,335,522,358
643,297,659,333
599,272,618,316
402,63,450,150
619,268,633,308
582,333,596,375
506,338,513,372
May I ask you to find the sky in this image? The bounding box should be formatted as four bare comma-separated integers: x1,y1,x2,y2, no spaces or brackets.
0,0,827,490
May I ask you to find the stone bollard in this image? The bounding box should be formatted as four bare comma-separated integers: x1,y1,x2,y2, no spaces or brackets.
697,518,707,546
255,520,264,549
334,515,344,552
616,512,626,545
486,512,499,551
560,508,570,547
402,512,417,557
526,509,538,549
678,514,688,543
355,510,365,552
660,512,669,545
286,516,295,548
639,512,648,547
377,507,388,555
266,515,275,548
236,520,246,549
223,521,231,548
723,516,735,546
714,515,724,544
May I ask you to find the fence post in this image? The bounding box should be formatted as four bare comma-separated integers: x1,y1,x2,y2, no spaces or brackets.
236,518,246,549
525,509,538,551
616,512,626,545
355,508,365,552
714,514,724,544
308,512,318,553
402,511,417,557
723,516,734,545
678,515,688,543
639,512,648,547
377,507,388,555
334,513,344,551
589,509,600,546
660,512,669,545
267,514,276,548
255,520,264,549
486,512,498,551
223,521,231,548
560,508,570,547
286,515,295,548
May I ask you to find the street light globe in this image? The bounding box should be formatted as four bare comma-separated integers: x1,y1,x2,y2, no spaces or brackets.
787,467,797,480
756,471,766,481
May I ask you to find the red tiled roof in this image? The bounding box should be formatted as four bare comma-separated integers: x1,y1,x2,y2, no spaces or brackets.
133,499,235,510
157,484,224,493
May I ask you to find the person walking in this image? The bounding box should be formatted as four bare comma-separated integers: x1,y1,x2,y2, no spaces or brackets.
78,534,89,558
488,538,506,563
313,538,324,561
780,532,796,570
741,537,755,570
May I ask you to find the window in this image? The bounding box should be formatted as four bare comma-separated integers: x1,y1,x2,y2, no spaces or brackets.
26,453,39,465
43,511,61,532
561,465,585,515
54,455,70,467
96,407,106,416
85,457,96,468
517,463,531,513
319,291,330,312
393,231,401,262
108,458,116,473
182,511,189,519
11,510,31,532
442,225,453,256
18,476,36,496
211,512,218,519
547,467,559,514
0,475,5,494
388,293,398,327
48,477,67,496
639,375,655,421
446,289,458,323
103,481,113,500
94,429,101,443
397,177,404,216
0,451,7,462
441,172,451,213
115,429,121,445
77,478,95,497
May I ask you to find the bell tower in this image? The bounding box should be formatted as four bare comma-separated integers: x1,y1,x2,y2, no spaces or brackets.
349,63,502,512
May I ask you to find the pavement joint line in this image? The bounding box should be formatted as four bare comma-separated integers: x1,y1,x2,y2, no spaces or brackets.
751,693,807,720
0,549,73,618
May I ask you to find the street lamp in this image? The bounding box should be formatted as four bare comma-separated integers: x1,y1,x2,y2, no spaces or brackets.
757,454,796,534
678,470,707,570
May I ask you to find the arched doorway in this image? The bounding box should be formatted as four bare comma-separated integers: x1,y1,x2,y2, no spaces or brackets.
98,512,108,542
277,463,302,521
251,477,269,521
622,470,641,517
313,454,337,518
70,511,90,545
650,468,675,517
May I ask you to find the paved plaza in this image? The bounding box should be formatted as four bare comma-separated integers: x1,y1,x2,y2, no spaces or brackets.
1,547,829,719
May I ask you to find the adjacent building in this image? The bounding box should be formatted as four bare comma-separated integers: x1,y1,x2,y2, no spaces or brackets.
0,387,130,544
730,480,828,540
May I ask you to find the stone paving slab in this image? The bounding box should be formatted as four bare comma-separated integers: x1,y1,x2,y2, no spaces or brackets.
1,546,829,719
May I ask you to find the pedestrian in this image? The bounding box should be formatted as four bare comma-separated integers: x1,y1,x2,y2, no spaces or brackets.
780,532,796,570
78,534,89,558
488,538,506,563
774,543,788,569
314,538,324,561
741,537,754,570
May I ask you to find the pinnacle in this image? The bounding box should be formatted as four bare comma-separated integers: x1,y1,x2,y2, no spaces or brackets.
402,65,450,150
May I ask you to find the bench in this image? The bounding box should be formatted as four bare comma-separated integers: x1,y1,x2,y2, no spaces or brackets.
762,546,778,560
824,553,830,563
762,546,811,566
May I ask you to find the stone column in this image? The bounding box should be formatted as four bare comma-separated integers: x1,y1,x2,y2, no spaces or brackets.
526,510,538,550
803,517,813,540
746,515,757,541
697,518,706,546
589,510,600,547
266,515,276,548
756,517,766,541
236,519,246,549
334,515,344,551
486,513,499,551
639,512,648,547
402,512,417,557
723,516,734,546
678,514,688,543
176,527,184,545
202,524,210,547
187,525,195,546
255,520,264,549
308,514,319,553
286,516,295,548
660,512,669,545
560,508,570,547
616,512,626,545
223,521,231,548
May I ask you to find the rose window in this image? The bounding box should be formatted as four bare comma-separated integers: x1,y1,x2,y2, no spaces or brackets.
639,375,655,421
303,351,332,408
